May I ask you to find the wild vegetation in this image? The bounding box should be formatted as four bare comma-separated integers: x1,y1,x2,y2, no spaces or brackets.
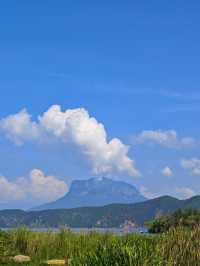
148,208,200,233
0,226,200,265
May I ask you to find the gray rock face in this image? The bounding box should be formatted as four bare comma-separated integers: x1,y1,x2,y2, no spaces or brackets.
35,177,146,210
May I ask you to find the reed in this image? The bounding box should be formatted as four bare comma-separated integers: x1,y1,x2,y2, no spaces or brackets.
1,226,200,265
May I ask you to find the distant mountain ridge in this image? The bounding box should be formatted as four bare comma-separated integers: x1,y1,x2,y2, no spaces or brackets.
1,195,200,228
35,177,146,210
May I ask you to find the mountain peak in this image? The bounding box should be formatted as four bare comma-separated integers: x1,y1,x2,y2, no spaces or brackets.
35,177,146,210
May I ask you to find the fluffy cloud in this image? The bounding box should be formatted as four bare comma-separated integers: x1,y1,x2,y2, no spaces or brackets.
132,130,196,148
181,158,200,175
0,109,39,146
175,187,196,199
28,169,68,201
139,186,159,199
0,105,140,177
161,166,173,177
0,176,25,202
0,169,68,204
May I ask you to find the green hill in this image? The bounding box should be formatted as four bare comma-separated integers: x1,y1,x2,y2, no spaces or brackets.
0,195,200,228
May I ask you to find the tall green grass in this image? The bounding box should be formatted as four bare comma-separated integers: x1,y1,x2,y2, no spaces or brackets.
1,226,200,265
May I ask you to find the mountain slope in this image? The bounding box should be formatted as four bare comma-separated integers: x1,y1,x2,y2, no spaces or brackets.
1,195,200,228
35,177,146,210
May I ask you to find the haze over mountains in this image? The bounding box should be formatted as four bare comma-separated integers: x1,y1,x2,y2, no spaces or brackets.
35,177,146,210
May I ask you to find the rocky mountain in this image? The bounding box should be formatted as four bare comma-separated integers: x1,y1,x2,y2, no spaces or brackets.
35,177,146,210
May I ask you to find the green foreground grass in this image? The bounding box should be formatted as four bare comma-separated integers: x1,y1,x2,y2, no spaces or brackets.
1,227,200,265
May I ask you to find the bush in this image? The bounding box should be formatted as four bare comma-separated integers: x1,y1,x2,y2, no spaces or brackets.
147,209,200,233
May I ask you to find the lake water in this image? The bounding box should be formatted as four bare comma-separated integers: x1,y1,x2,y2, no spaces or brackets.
69,227,147,234
1,227,148,235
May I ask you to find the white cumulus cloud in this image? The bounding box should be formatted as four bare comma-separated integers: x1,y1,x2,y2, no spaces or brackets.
28,169,68,201
181,158,200,175
139,186,159,199
161,166,173,177
0,176,25,203
175,187,196,199
0,105,140,177
0,169,68,204
132,130,196,148
0,109,39,146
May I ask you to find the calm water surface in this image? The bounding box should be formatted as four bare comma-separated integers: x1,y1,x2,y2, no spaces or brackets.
1,227,148,235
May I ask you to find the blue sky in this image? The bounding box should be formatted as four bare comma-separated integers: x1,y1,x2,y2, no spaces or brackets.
0,1,200,208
